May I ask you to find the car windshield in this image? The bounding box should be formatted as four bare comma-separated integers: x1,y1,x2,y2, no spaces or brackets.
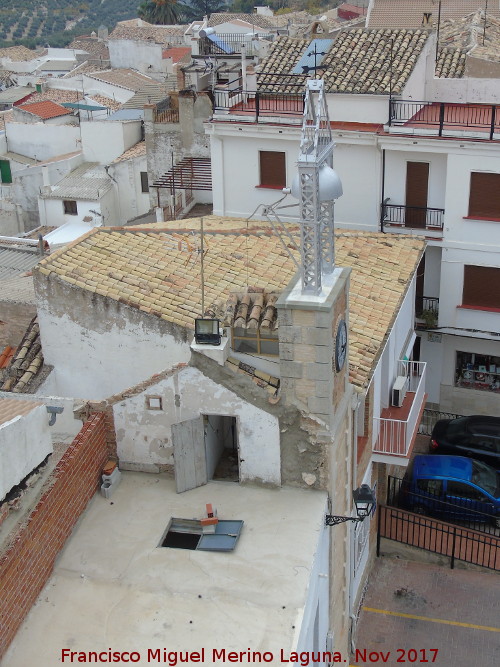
471,460,499,497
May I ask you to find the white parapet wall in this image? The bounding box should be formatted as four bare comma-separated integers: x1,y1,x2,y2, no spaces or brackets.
0,401,52,502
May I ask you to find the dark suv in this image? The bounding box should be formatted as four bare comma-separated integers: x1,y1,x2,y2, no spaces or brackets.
430,416,500,471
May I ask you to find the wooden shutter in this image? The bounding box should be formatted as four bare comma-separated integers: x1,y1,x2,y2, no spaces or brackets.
468,172,500,218
405,162,429,228
259,151,286,187
463,265,500,308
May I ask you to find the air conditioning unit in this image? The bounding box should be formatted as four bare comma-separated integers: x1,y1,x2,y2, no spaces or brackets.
392,375,408,407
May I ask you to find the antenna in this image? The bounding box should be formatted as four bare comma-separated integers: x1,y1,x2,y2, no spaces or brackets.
200,216,205,315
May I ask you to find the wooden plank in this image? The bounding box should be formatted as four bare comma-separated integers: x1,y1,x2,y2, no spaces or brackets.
172,417,207,493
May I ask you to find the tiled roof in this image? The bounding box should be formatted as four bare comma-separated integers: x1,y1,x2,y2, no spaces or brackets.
225,356,280,398
108,20,187,42
271,11,314,28
0,397,41,426
61,61,110,78
35,222,424,388
0,46,37,62
207,13,275,30
435,47,466,78
437,10,500,71
0,110,13,132
367,0,500,29
85,68,156,91
204,288,279,331
20,89,83,105
0,245,42,281
0,317,44,393
18,100,72,120
0,276,36,304
112,141,147,163
258,29,430,95
0,346,16,369
90,93,121,111
37,60,77,72
121,83,170,109
41,163,113,201
162,46,191,62
68,37,110,60
0,86,34,104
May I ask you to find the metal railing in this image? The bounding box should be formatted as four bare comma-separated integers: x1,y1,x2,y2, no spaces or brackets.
389,99,500,140
213,87,304,122
418,408,461,435
377,504,499,570
198,34,274,56
387,476,500,537
382,203,444,230
373,360,426,457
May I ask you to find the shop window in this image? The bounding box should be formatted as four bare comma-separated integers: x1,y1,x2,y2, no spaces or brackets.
231,327,279,356
455,351,500,392
259,151,286,189
462,265,500,310
468,172,500,219
63,200,77,215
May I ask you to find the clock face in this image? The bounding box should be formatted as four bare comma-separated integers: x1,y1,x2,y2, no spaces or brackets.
335,319,347,372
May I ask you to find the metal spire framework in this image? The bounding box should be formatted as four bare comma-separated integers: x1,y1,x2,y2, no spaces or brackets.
297,79,339,294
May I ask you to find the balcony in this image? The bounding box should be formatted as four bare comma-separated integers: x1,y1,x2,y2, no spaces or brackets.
382,202,444,236
199,34,274,57
415,296,439,330
212,87,304,124
387,100,500,140
373,360,427,462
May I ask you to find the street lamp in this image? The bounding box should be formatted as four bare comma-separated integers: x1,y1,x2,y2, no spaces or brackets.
325,484,376,526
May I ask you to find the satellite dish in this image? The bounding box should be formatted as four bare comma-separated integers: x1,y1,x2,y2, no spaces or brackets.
290,164,343,201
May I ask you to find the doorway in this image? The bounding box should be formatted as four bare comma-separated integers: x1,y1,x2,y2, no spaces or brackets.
405,162,429,228
172,415,239,493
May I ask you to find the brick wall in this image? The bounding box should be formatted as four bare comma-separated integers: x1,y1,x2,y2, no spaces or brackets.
0,412,113,659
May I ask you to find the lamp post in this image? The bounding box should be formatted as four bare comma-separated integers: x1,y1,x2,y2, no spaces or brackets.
325,484,376,526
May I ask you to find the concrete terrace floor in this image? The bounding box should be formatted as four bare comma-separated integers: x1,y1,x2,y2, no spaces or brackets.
3,472,327,666
352,556,500,667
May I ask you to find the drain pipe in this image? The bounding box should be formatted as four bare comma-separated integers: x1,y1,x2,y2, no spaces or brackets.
380,148,387,234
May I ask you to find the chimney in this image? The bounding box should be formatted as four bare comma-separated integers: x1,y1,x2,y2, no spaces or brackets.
422,12,432,26
178,89,195,149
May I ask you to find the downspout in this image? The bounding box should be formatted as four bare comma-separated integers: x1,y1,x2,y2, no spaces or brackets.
380,148,387,234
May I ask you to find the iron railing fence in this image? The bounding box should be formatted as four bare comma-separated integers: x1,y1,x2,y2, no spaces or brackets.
213,87,305,121
387,475,499,536
389,99,500,139
377,504,500,570
382,203,445,230
418,408,462,435
199,34,275,56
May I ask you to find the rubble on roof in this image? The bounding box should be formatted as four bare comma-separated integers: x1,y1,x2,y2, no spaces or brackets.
225,356,280,398
438,10,500,67
0,317,45,393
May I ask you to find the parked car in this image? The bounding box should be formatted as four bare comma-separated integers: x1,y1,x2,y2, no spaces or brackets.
402,455,500,527
430,415,500,471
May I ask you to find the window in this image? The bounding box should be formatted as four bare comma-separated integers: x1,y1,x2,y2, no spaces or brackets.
159,518,243,552
259,151,286,188
140,171,149,193
468,172,500,219
462,265,500,309
455,351,500,393
146,395,162,410
63,200,77,215
446,481,486,502
417,479,442,496
232,327,279,356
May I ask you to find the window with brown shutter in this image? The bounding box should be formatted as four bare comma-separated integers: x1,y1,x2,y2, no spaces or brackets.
468,172,500,219
462,265,500,309
259,151,286,188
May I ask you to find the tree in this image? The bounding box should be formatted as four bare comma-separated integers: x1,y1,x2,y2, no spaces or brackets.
137,0,185,25
181,0,228,23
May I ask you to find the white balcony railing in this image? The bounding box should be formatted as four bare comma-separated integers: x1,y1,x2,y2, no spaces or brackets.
373,360,427,458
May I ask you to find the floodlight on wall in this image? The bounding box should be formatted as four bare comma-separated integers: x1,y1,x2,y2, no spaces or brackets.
194,318,221,345
325,484,376,526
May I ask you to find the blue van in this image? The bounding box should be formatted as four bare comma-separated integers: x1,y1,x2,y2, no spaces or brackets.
404,455,500,527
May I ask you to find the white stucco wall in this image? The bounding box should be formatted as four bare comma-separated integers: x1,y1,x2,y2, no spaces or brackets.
327,94,389,124
81,120,142,165
110,155,151,223
112,365,282,485
108,40,166,77
35,279,192,400
427,76,500,104
40,192,118,228
0,404,52,501
81,74,137,104
383,149,447,210
5,121,80,161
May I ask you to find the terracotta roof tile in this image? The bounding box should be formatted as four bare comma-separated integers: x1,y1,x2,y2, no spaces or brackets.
162,47,191,62
367,0,500,29
207,13,275,30
85,69,156,91
108,19,187,42
258,29,430,95
0,317,44,393
36,221,424,389
18,100,72,120
112,141,147,163
0,46,37,62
